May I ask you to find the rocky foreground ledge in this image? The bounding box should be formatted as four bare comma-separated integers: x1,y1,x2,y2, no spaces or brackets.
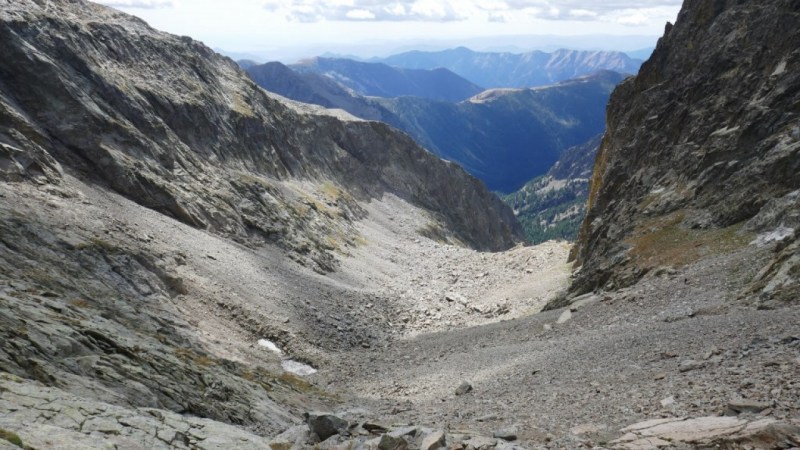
2,368,798,450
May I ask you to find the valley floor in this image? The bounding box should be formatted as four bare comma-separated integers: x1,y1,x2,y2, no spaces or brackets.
1,175,798,449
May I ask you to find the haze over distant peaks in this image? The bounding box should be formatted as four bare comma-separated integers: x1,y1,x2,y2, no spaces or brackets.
370,47,643,88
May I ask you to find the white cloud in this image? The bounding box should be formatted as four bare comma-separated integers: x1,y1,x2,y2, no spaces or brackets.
346,8,377,19
569,9,597,18
261,0,681,23
617,12,649,26
96,0,174,8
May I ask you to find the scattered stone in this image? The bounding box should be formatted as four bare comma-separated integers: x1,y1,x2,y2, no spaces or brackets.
464,436,497,449
493,428,518,441
455,382,473,396
570,423,608,435
378,434,408,450
420,430,446,450
660,396,675,407
307,412,349,441
725,399,771,416
363,423,390,434
653,372,667,381
556,309,572,324
678,360,704,373
476,414,498,422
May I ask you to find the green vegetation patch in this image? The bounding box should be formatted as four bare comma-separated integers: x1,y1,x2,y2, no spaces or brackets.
0,428,23,448
626,211,752,270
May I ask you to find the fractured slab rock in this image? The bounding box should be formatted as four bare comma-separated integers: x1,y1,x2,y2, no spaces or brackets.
611,416,800,449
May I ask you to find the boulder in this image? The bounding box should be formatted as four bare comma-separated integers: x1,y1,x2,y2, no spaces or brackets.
307,412,349,441
455,382,473,396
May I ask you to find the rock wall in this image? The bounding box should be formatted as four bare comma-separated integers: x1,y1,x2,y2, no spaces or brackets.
571,0,800,302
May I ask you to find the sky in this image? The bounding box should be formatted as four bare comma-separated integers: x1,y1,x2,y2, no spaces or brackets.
92,0,682,62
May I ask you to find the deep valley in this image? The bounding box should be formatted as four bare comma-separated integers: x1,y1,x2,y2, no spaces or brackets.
0,0,798,449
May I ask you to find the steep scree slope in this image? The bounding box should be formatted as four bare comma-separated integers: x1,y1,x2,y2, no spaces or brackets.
0,0,522,271
571,0,800,305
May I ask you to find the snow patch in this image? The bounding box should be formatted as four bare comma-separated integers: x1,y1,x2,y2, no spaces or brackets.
751,226,794,246
282,360,318,376
772,60,787,76
257,339,283,355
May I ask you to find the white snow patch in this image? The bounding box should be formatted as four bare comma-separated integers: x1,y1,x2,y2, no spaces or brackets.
282,360,317,376
257,339,283,355
751,226,794,247
772,60,787,76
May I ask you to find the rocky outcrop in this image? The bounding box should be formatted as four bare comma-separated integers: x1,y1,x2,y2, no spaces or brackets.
571,0,800,298
611,416,800,449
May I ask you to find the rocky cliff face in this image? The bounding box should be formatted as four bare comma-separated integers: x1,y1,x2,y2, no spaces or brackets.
0,0,521,273
571,0,800,305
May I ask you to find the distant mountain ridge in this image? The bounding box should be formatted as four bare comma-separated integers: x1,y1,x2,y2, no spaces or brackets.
246,61,399,123
247,61,623,193
373,70,624,192
291,57,484,102
371,47,643,88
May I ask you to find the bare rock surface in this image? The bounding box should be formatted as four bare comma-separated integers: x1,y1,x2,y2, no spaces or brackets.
611,416,800,449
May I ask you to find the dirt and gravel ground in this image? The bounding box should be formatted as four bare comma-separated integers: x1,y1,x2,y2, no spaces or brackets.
314,196,800,448
1,175,798,449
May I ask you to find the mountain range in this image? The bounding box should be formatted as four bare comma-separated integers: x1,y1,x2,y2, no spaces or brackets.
370,47,642,88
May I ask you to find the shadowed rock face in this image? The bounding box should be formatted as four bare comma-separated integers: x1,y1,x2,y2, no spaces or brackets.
0,0,522,272
571,0,800,300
